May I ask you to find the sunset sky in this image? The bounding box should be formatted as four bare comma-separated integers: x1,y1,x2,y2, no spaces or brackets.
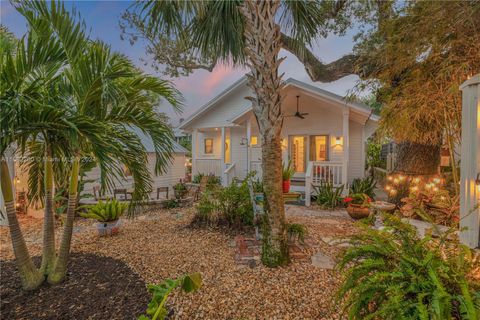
1,0,362,126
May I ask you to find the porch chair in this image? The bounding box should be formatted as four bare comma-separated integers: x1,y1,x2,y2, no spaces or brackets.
156,186,169,200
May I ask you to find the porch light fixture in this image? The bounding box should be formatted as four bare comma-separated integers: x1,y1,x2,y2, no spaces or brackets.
335,136,342,146
281,138,288,149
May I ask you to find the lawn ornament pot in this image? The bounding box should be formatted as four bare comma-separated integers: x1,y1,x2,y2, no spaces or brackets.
346,204,370,220
97,219,121,236
282,180,291,193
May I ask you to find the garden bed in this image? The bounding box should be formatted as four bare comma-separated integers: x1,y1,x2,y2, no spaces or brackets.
0,206,357,319
0,253,149,319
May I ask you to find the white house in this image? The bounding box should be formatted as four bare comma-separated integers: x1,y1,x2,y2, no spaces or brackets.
81,133,188,199
0,137,187,222
179,77,379,205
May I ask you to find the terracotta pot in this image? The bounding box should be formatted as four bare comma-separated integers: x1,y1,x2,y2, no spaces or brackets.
282,180,291,193
346,204,370,220
96,219,121,236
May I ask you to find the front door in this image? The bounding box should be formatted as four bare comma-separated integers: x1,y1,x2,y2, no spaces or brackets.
289,135,307,177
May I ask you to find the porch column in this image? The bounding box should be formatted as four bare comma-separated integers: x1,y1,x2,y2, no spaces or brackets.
191,129,198,176
246,118,252,173
342,106,350,186
221,127,227,186
361,124,366,178
459,74,480,248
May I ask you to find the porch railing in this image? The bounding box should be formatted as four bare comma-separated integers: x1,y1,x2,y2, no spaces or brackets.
305,161,344,206
250,161,262,179
224,162,236,185
194,159,223,178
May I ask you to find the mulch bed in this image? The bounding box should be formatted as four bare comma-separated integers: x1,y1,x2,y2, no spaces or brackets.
0,253,149,320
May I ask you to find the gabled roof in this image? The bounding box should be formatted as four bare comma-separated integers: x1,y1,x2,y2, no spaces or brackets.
131,127,188,154
178,77,249,130
179,76,379,130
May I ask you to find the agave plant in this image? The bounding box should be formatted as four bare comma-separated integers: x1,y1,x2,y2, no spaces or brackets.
80,199,128,223
349,176,376,199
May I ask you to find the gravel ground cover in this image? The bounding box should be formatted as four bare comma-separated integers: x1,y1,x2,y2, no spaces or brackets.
0,205,357,319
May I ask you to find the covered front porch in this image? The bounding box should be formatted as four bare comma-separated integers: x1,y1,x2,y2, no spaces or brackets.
186,79,377,206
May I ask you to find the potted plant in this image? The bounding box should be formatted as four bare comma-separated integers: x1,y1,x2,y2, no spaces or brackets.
343,193,371,219
173,180,188,199
282,160,295,193
80,199,128,236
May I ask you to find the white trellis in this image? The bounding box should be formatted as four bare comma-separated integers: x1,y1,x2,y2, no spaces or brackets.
459,74,480,248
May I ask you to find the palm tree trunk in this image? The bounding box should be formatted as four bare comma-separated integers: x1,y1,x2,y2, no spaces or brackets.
1,159,43,290
241,0,288,266
48,157,79,284
40,151,55,274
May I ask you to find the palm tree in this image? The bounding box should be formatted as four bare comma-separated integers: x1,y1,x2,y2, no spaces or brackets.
131,0,326,266
1,1,182,289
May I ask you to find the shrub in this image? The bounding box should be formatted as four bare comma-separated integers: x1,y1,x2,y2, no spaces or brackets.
287,223,307,243
192,173,204,184
205,174,222,188
349,176,376,199
193,190,217,224
337,215,480,320
314,181,344,209
193,179,253,229
80,199,127,222
139,273,202,320
173,180,188,199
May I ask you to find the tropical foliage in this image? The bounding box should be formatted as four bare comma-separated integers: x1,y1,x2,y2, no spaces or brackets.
337,215,480,320
282,160,295,181
0,1,181,289
80,199,128,222
353,1,480,179
286,223,307,244
194,178,253,229
349,176,376,199
139,273,202,320
314,181,344,209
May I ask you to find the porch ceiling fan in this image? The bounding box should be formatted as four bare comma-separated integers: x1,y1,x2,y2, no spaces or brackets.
285,95,309,119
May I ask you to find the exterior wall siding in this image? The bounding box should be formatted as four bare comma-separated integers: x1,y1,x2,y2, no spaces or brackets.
348,120,364,182
82,153,186,199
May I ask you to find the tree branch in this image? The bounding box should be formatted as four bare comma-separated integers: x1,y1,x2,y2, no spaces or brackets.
280,33,357,82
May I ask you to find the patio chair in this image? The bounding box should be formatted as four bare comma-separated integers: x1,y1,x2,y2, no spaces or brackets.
156,186,169,200
113,188,128,200
93,186,108,201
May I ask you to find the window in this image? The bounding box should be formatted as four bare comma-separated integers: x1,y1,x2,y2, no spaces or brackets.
309,135,329,161
204,138,213,154
225,138,231,163
250,136,258,146
124,165,132,177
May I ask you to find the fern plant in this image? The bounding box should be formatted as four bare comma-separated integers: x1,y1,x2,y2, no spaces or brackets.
80,199,128,222
314,181,344,209
337,214,480,320
139,273,202,320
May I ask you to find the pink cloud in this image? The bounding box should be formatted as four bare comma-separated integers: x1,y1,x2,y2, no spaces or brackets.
203,65,238,94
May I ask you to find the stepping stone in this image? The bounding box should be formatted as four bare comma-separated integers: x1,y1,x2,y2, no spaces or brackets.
311,252,335,269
